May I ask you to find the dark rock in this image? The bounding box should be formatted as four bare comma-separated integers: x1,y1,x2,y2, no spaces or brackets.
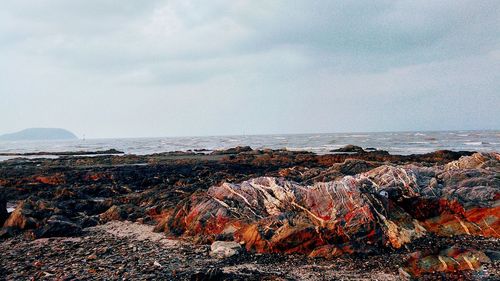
484,250,500,261
0,227,16,239
330,145,366,153
33,216,82,238
0,189,7,226
211,146,253,155
191,268,224,281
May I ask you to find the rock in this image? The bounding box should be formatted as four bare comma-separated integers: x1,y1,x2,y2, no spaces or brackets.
445,152,500,171
2,201,39,230
404,247,491,277
0,189,7,226
164,176,425,256
1,199,82,238
99,205,126,222
330,145,366,153
335,159,381,175
161,153,500,257
191,268,224,280
211,146,253,155
484,250,500,261
0,227,16,239
33,216,82,238
210,241,242,259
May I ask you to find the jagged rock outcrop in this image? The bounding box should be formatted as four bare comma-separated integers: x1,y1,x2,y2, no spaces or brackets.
444,152,500,171
159,174,427,256
2,199,82,238
3,200,48,230
159,153,500,257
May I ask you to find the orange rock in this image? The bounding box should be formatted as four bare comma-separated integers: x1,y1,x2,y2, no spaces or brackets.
162,175,425,256
160,152,499,257
34,174,65,185
3,203,38,230
404,247,491,276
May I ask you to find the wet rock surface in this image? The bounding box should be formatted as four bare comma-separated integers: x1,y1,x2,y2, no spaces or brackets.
0,147,498,280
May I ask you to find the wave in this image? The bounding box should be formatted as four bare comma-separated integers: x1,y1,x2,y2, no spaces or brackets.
464,142,489,146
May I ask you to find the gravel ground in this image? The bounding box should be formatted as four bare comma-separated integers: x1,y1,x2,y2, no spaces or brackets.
1,221,498,280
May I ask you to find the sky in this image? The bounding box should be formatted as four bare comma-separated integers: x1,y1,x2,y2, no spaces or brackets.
1,0,499,138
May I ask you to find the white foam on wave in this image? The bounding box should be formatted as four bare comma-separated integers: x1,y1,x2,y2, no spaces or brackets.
346,134,369,138
464,142,483,146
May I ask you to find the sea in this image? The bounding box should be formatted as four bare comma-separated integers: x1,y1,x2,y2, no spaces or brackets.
0,130,499,161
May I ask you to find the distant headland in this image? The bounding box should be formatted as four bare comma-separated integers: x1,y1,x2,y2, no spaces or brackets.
0,128,78,141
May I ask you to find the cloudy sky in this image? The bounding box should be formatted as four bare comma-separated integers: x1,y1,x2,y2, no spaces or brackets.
1,0,499,138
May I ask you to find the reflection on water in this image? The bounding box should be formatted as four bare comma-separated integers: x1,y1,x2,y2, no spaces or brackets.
0,130,498,160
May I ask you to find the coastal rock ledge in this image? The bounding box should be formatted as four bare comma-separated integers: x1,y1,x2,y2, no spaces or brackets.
158,152,499,259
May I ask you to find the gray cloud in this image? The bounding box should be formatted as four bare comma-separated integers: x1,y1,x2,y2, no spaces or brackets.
1,0,499,138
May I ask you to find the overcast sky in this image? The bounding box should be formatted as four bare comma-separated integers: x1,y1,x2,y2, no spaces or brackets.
1,0,499,138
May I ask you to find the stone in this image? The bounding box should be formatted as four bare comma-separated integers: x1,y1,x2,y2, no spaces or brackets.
0,189,8,226
2,201,39,230
211,146,253,155
33,216,82,238
99,205,126,222
191,268,224,280
210,241,242,259
164,176,425,256
330,145,366,153
404,247,492,277
444,152,500,171
161,152,500,257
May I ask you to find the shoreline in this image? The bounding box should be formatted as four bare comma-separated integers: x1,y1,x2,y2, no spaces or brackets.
0,146,498,280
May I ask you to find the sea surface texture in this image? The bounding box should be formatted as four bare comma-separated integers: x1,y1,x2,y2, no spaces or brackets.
0,130,498,160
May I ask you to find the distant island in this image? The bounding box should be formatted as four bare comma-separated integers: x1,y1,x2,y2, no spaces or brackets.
0,128,78,141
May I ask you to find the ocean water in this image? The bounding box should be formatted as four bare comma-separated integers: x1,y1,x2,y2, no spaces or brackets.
0,130,499,161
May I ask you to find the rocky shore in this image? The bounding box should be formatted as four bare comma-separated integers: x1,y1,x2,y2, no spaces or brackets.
0,146,498,280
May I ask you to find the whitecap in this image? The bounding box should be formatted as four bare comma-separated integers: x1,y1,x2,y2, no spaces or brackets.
464,142,483,146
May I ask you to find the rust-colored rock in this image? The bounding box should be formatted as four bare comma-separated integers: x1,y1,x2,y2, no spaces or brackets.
2,201,39,230
161,152,500,257
99,205,126,222
162,175,426,256
34,174,66,185
404,247,492,277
